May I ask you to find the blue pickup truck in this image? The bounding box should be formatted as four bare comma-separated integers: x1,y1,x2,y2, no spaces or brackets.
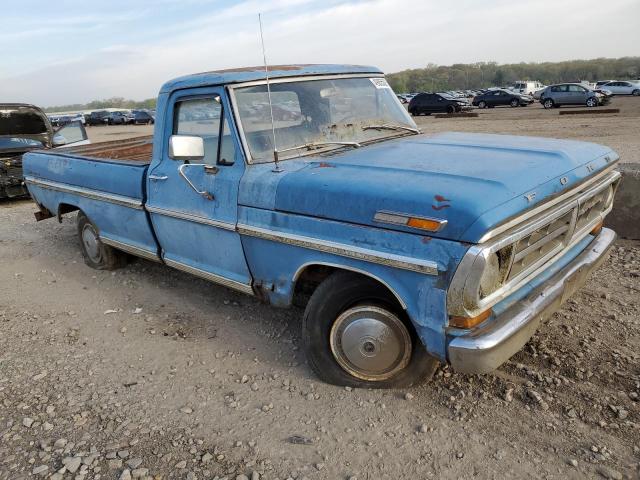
23,64,621,388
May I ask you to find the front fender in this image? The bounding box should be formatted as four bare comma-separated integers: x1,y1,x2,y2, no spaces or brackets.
238,206,470,361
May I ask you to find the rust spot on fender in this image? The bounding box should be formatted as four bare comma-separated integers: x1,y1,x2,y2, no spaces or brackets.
421,236,433,244
314,162,335,168
434,194,450,202
433,194,451,211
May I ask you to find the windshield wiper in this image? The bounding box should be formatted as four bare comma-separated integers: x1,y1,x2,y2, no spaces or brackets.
276,141,361,155
362,123,421,134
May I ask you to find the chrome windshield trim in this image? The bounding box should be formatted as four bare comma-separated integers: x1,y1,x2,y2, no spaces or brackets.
163,258,254,295
24,176,143,210
237,224,439,275
477,163,620,243
145,205,236,231
226,73,394,165
99,236,161,262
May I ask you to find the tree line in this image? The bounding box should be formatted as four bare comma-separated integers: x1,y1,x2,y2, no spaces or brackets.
44,97,156,113
387,57,640,93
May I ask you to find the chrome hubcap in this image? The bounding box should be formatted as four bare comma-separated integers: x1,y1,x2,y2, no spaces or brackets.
330,306,412,381
82,224,101,262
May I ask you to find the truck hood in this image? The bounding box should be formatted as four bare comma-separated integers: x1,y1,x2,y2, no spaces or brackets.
259,132,617,243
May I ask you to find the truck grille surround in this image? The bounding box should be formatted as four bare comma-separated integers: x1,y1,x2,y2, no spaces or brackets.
447,168,621,319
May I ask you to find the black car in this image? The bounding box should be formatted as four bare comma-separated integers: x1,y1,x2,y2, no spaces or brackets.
87,110,110,126
133,111,155,125
408,93,469,116
472,89,532,108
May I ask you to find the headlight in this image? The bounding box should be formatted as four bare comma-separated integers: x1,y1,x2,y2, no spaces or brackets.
479,253,501,297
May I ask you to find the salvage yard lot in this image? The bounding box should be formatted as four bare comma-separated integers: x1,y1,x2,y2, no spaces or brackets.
1,97,639,480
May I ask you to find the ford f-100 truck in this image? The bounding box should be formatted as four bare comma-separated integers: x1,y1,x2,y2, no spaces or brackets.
23,65,620,388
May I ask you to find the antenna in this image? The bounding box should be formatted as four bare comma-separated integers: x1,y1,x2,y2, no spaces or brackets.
258,13,282,173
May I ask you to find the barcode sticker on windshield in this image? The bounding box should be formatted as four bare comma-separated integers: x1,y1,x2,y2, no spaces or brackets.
371,78,391,89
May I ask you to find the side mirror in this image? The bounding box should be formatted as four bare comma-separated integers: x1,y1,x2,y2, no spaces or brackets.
169,135,205,161
52,121,88,147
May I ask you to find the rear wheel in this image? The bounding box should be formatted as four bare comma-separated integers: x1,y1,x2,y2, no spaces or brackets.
632,89,640,96
478,100,487,109
446,105,455,114
543,98,555,109
302,271,438,388
77,212,127,270
510,98,519,107
586,97,598,107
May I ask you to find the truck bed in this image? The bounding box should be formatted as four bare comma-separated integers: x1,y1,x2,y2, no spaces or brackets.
58,135,154,163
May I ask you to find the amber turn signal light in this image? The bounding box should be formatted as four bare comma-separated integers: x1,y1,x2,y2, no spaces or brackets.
590,220,604,235
407,217,444,232
449,309,492,329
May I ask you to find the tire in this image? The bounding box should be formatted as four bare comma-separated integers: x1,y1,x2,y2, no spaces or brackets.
543,98,555,109
446,105,455,114
302,271,439,388
586,97,598,107
632,89,640,96
510,99,519,107
478,101,487,109
410,109,419,116
77,212,128,270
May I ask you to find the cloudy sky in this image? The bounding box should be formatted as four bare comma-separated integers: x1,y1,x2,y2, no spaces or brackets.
2,0,639,106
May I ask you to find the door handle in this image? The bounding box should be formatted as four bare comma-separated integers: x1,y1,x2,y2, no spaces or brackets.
149,175,168,181
178,163,214,200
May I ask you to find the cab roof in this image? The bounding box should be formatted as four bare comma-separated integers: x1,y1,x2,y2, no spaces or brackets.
159,64,383,93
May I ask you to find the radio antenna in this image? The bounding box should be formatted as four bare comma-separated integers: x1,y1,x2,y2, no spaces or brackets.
258,13,282,173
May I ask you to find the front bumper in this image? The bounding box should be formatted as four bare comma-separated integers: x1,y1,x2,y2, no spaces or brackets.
447,228,616,374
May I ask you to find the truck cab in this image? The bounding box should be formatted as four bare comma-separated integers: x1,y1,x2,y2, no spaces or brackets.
23,65,620,388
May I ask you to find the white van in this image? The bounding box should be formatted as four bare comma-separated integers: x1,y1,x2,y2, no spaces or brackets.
511,81,545,95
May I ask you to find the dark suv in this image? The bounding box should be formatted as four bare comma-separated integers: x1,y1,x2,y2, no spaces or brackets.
87,110,110,126
408,93,470,116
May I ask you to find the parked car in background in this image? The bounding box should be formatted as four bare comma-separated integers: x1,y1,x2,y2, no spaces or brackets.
539,83,610,109
595,80,615,88
87,110,110,126
107,111,129,125
1,103,89,198
133,110,155,125
408,93,470,115
598,81,640,96
472,89,533,108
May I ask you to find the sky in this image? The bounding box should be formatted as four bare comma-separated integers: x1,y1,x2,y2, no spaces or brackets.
2,0,639,106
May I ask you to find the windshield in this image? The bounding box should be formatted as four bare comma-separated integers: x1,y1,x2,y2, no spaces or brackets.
233,76,417,163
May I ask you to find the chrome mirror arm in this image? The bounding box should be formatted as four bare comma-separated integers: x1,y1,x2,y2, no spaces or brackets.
178,163,214,200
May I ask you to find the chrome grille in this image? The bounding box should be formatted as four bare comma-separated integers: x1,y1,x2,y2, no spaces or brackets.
575,187,609,235
508,210,573,280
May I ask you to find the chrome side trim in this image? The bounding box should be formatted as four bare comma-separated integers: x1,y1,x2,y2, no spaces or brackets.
146,205,236,231
100,236,161,262
448,228,616,374
24,176,143,210
478,165,620,243
292,261,408,309
238,224,439,275
374,210,448,232
163,258,254,295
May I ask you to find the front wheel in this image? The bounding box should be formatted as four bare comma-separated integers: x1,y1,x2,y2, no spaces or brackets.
478,101,487,109
77,212,128,270
543,98,555,109
446,105,455,114
586,97,598,107
632,89,640,96
302,272,438,388
510,99,519,107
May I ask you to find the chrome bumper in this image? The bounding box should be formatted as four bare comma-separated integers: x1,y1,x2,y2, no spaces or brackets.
447,228,616,374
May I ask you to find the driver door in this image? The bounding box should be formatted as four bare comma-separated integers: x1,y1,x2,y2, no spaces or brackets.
145,87,253,293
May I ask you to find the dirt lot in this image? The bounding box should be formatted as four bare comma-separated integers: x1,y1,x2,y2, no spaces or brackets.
1,97,640,480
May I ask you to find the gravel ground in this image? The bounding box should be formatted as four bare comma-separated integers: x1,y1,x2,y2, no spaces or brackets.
2,97,640,480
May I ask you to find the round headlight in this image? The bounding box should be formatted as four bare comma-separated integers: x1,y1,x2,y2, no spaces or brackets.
479,253,501,298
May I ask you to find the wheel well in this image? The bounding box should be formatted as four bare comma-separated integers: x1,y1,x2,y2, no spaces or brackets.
57,203,79,222
292,264,407,311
